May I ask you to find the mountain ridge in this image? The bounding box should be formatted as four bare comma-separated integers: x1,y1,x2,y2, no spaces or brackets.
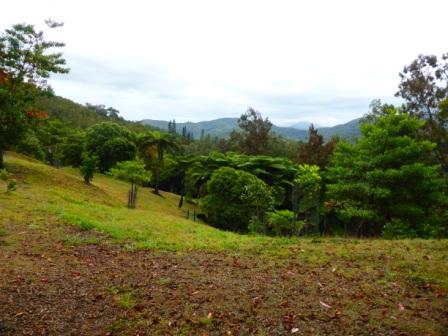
141,117,361,141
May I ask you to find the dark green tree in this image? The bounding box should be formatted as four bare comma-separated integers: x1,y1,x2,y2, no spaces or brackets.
80,154,98,184
139,130,178,194
85,122,136,172
326,109,447,237
0,21,69,168
200,166,273,232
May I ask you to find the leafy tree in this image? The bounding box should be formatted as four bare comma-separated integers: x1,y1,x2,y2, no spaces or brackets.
0,21,69,168
80,154,98,184
395,53,448,172
293,164,322,234
85,122,136,172
16,130,46,161
61,131,85,167
109,160,152,208
139,130,178,194
200,167,273,232
326,109,447,237
297,124,337,169
237,107,272,155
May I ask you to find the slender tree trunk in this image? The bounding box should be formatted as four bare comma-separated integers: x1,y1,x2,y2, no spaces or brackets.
0,149,4,169
154,164,160,194
178,194,184,208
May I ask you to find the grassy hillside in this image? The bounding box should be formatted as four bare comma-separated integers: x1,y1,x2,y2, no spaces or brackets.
1,152,447,335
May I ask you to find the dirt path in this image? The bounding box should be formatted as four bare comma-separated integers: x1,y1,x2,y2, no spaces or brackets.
0,220,447,335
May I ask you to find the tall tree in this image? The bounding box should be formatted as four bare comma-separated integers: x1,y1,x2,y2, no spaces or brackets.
297,124,337,169
0,21,69,168
326,109,447,238
84,122,136,172
238,107,272,155
139,130,178,194
395,53,448,172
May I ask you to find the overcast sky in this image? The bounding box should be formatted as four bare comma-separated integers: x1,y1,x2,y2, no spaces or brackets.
1,0,447,126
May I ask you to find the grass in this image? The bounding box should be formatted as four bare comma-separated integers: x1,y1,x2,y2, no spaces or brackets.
1,152,448,289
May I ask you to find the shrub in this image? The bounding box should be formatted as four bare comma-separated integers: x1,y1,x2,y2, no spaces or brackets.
266,210,300,236
200,167,273,232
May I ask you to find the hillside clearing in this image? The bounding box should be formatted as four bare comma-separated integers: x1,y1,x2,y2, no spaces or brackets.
0,152,447,335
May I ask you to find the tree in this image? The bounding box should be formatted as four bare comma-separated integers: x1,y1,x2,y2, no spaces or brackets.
297,124,337,169
395,53,448,172
139,130,178,194
237,107,272,155
0,21,69,168
84,122,136,172
293,164,322,234
109,160,152,208
80,154,98,184
326,109,447,237
200,167,273,232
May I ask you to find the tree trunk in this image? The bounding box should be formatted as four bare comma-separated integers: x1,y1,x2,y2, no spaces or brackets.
178,194,184,208
154,164,160,194
128,183,138,208
0,150,4,169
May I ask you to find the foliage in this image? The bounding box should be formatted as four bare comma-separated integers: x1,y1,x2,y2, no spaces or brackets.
293,164,322,233
0,168,16,192
108,160,152,186
395,53,448,172
15,131,46,161
297,125,338,169
79,154,98,184
85,122,136,172
200,167,273,232
7,179,17,192
266,210,298,236
237,107,273,155
326,109,447,237
185,152,299,208
138,130,178,194
0,21,68,168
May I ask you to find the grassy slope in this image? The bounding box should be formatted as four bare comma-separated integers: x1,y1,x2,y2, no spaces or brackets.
1,152,448,335
1,152,447,288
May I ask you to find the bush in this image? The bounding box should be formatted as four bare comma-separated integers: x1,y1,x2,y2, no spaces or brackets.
7,179,17,192
80,154,98,184
200,167,273,232
266,210,300,236
382,218,416,239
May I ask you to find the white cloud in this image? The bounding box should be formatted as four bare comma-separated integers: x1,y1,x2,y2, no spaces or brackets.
1,0,447,126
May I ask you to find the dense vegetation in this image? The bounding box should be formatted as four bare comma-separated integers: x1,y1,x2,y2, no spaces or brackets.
1,22,447,239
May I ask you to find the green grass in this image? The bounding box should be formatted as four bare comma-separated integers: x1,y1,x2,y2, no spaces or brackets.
1,152,448,289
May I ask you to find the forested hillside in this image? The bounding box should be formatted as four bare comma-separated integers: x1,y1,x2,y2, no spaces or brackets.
141,117,361,141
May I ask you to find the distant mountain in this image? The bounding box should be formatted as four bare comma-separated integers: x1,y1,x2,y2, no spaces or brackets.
289,121,315,130
141,117,361,141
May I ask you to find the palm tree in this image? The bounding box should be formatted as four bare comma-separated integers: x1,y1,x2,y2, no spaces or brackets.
139,131,178,195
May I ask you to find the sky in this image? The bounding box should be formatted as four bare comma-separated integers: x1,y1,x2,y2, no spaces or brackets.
1,0,447,126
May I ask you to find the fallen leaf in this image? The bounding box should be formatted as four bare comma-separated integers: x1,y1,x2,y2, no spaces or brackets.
398,303,405,311
291,327,299,333
320,301,332,308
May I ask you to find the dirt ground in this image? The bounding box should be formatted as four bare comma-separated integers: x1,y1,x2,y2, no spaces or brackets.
1,219,447,336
